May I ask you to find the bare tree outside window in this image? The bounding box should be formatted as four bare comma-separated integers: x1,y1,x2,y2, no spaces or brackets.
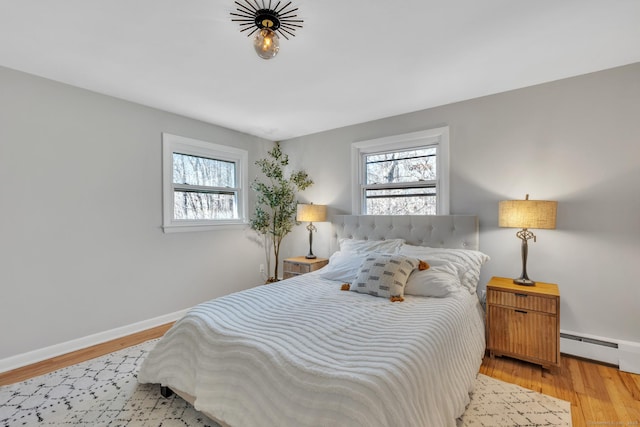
172,153,238,220
363,147,437,215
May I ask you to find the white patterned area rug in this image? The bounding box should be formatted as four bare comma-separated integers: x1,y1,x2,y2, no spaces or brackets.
457,374,571,427
1,340,571,427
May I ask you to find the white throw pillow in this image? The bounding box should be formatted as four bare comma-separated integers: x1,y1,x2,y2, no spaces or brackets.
315,251,366,282
399,244,490,293
404,263,462,298
339,238,405,255
351,254,419,298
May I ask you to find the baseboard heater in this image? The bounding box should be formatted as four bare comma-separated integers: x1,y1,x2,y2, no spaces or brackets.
560,330,640,374
560,331,619,366
560,332,618,348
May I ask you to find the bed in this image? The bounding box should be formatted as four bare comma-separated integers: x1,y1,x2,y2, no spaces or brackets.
138,215,489,427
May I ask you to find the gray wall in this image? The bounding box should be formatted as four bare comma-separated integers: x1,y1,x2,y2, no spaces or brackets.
1,62,638,361
281,63,640,344
0,66,271,359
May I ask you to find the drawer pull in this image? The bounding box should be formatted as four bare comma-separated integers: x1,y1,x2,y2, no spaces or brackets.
515,309,528,314
515,293,528,298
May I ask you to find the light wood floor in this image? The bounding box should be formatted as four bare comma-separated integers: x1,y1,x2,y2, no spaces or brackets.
1,325,639,427
481,354,640,427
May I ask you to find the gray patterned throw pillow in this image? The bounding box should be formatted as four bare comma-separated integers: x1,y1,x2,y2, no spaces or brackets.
351,254,419,298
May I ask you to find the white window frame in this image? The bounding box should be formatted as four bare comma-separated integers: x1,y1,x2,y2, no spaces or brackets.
162,133,248,233
351,126,450,215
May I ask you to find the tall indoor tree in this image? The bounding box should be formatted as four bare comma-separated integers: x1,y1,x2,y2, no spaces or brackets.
250,144,313,282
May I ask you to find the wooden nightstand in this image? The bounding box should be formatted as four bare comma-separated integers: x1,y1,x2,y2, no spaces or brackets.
486,276,560,369
283,257,329,279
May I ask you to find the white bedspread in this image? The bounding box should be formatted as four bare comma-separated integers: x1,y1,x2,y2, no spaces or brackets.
138,275,486,427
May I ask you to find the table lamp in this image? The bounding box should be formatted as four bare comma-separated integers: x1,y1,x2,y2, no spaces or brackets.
499,194,557,286
296,203,327,259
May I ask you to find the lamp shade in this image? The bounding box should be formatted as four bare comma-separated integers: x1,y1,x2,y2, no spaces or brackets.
296,204,327,222
499,198,557,229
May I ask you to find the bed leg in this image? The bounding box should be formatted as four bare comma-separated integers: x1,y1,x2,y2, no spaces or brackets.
160,386,174,398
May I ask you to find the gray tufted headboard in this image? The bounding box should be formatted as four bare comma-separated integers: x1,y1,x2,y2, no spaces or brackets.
331,215,479,253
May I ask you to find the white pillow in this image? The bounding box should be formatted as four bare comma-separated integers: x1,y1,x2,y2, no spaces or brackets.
404,263,462,297
339,238,405,255
351,254,419,298
315,251,366,282
399,244,490,293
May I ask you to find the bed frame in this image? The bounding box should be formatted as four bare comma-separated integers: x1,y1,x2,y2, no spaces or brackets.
161,214,480,426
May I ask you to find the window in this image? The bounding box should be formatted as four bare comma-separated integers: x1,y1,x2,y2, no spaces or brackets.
162,133,248,232
351,127,449,215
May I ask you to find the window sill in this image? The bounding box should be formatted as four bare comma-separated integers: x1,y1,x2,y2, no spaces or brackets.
162,221,248,233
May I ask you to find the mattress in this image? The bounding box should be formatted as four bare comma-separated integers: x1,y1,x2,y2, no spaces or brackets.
138,274,486,427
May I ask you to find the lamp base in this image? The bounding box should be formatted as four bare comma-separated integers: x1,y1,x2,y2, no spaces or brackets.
513,278,536,286
305,222,318,260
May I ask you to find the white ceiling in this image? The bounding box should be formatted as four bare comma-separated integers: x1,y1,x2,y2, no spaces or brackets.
1,1,639,141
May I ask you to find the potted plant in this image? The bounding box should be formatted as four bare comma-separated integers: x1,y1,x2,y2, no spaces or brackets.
250,143,313,282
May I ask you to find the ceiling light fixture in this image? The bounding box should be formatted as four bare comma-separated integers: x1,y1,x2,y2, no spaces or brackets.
231,0,303,60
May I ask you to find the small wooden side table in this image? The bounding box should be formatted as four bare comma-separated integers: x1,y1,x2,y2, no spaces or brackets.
486,276,561,369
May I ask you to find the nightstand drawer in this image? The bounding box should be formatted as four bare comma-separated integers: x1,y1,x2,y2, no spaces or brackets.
488,305,558,365
286,262,310,274
282,257,329,280
487,289,557,314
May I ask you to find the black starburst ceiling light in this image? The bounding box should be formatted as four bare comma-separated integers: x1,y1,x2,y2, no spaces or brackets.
231,0,303,60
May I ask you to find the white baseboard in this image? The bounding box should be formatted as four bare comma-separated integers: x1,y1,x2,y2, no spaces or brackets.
560,329,640,374
0,309,188,374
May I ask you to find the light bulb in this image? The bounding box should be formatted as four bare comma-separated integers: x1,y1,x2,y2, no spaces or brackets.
254,28,279,60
